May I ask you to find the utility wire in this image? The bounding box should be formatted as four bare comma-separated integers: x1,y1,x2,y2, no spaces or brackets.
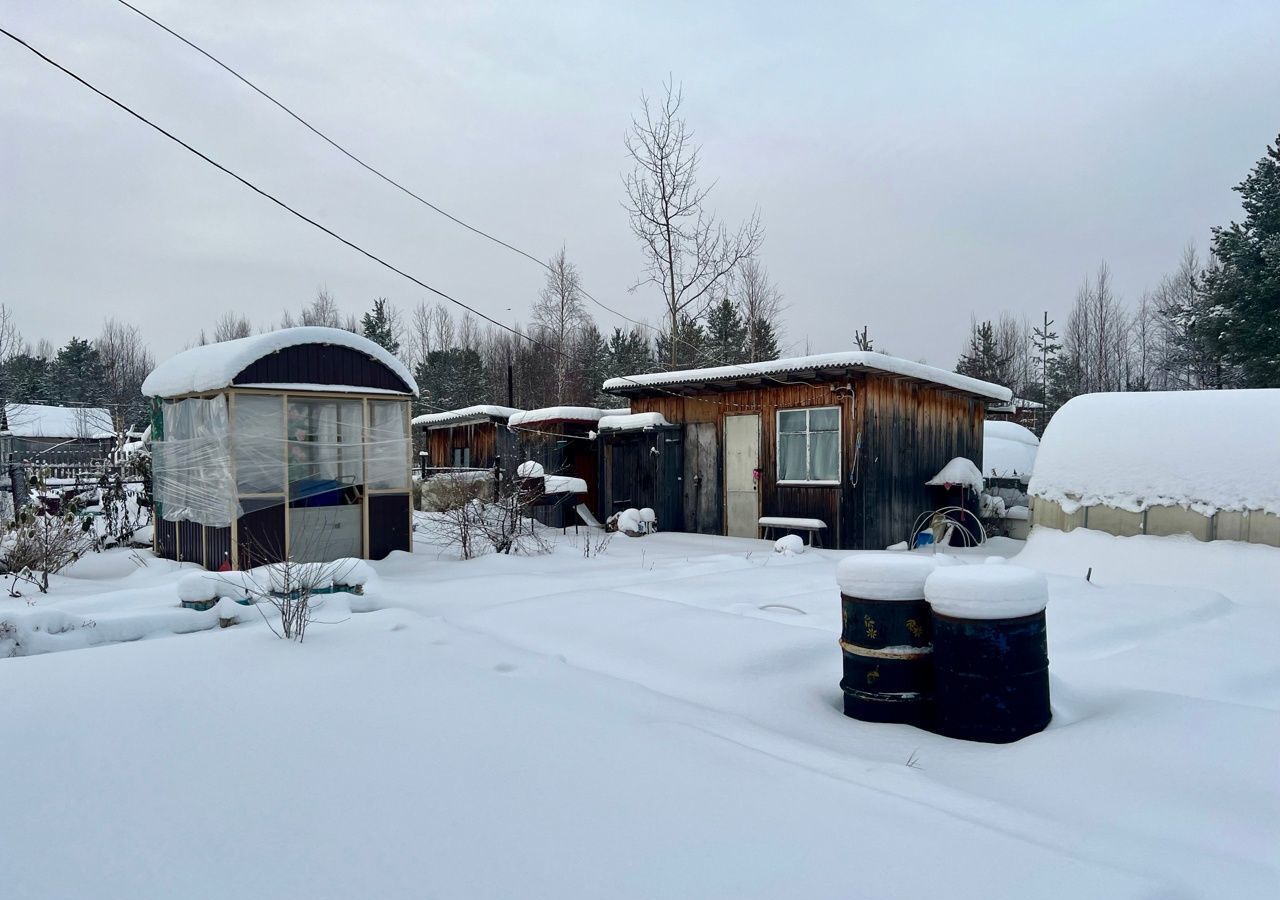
109,0,783,375
0,25,556,357
0,25,781,415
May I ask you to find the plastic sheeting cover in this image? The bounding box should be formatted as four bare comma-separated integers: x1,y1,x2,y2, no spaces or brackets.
152,395,411,528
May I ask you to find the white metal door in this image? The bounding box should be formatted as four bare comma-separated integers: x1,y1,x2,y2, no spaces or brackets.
724,414,760,538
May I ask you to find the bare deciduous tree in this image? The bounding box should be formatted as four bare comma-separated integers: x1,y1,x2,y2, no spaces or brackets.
213,311,253,342
95,318,155,433
531,248,588,402
735,258,785,362
625,79,762,366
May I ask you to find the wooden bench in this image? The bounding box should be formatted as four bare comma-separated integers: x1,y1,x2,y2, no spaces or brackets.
758,516,827,548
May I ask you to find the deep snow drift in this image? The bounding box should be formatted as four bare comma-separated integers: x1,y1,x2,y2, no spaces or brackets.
1,523,1277,898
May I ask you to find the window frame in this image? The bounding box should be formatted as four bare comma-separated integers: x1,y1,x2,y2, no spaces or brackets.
775,405,842,486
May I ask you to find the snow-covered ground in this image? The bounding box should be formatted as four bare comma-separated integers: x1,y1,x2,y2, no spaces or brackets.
2,522,1277,898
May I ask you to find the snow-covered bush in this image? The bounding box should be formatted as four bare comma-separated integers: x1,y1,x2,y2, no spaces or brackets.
425,474,551,559
2,480,93,595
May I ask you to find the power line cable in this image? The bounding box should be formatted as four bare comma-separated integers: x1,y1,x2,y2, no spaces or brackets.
0,25,784,416
0,25,556,356
109,0,784,375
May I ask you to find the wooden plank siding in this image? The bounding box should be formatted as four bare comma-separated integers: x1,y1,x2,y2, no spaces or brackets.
629,382,854,546
626,374,985,550
423,422,500,470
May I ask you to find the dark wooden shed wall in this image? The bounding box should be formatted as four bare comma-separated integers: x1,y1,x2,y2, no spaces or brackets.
622,374,985,550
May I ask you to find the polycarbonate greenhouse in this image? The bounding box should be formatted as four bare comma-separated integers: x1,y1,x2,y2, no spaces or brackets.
142,327,417,569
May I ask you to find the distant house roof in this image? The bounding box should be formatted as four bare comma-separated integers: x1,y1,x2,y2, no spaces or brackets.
602,351,1011,402
412,405,521,428
4,403,114,440
1028,390,1280,516
142,327,418,398
989,396,1047,412
508,406,630,429
983,420,1039,483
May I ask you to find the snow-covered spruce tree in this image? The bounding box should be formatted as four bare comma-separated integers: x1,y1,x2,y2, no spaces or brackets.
1200,133,1280,388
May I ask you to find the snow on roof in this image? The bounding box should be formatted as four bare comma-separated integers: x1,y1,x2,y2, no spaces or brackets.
602,351,1011,402
989,396,1047,412
3,403,114,440
508,406,629,429
1028,390,1280,516
412,405,521,428
926,457,984,492
141,327,418,398
983,420,1039,483
596,412,672,432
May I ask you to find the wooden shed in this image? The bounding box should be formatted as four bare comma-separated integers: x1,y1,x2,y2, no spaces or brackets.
601,352,1010,550
506,406,626,518
142,327,417,569
412,405,520,477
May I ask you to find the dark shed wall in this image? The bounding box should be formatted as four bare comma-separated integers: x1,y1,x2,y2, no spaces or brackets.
624,374,985,550
851,376,985,550
233,344,412,393
629,383,856,547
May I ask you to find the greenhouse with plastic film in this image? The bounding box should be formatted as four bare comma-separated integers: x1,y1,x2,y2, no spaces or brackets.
142,327,417,569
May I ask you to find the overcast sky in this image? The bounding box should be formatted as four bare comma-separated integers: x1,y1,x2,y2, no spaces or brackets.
3,0,1279,368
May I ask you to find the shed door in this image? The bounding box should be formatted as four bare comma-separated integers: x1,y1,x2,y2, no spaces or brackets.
724,414,760,538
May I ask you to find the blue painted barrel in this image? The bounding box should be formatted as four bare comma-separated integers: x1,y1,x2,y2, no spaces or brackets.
925,564,1051,743
836,554,944,725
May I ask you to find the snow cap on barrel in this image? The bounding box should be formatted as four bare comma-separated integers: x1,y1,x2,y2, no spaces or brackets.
924,563,1048,620
836,552,950,601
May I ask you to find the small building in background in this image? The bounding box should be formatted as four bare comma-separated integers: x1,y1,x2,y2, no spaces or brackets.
506,406,627,518
1028,390,1280,546
1,402,115,475
986,396,1048,434
412,405,521,477
142,327,417,569
602,352,1009,549
982,419,1040,539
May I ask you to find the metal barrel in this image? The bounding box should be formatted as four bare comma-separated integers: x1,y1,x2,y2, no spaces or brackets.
836,553,942,726
839,594,933,724
931,611,1050,742
924,563,1051,743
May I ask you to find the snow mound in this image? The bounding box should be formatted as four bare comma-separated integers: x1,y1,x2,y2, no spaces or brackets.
836,552,941,600
142,327,417,398
177,572,219,603
544,474,588,494
926,457,984,492
1028,390,1280,515
925,564,1049,619
774,534,806,555
983,420,1039,482
516,461,545,478
597,412,671,432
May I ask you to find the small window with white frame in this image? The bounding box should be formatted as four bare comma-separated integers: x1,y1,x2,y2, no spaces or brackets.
777,407,840,484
